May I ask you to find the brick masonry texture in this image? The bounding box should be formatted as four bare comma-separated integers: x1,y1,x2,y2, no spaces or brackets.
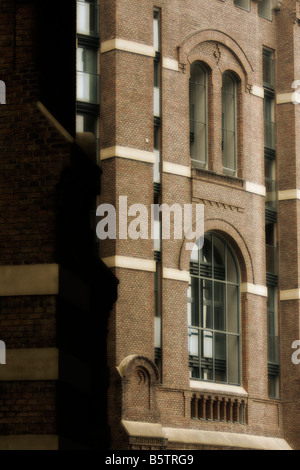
1,0,300,451
101,0,300,450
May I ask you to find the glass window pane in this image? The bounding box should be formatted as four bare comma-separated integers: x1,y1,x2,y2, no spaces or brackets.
153,15,160,52
227,285,239,333
263,49,274,88
201,234,212,264
214,282,225,331
76,113,97,135
222,73,236,171
188,233,241,385
213,236,225,267
191,277,200,326
202,330,213,358
77,1,99,36
201,280,212,328
214,332,226,382
227,248,238,284
228,335,239,384
190,63,207,163
189,328,199,356
190,243,199,263
154,317,161,348
195,123,206,162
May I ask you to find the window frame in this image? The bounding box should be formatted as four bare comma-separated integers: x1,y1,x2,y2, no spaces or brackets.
188,233,241,386
189,61,208,169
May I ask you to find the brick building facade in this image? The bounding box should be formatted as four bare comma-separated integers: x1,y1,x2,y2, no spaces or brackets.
99,0,300,450
1,0,300,451
0,0,118,450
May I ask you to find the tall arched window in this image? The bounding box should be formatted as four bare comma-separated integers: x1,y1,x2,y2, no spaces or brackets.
222,72,237,173
188,233,240,385
189,62,207,167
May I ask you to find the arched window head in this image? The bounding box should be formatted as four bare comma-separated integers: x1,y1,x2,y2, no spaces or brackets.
188,233,241,385
189,62,207,168
0,81,6,104
222,72,237,174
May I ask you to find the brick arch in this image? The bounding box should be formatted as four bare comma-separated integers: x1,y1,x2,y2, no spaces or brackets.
117,354,159,383
117,355,160,422
179,218,254,284
178,29,253,89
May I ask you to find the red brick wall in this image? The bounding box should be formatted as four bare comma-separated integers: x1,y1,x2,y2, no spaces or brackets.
102,0,300,450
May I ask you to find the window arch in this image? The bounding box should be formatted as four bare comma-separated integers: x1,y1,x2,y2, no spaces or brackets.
189,62,207,167
222,72,237,174
188,233,241,385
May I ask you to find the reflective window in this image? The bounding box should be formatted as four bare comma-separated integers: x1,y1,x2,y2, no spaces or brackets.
222,72,237,173
189,62,208,167
188,233,240,385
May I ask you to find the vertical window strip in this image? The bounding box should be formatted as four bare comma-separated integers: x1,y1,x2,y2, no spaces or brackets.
188,234,241,385
189,62,208,167
76,0,100,141
222,72,237,173
153,8,161,186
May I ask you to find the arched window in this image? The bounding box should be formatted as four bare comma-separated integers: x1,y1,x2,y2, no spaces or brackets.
222,72,237,173
0,81,6,104
188,233,240,385
189,62,207,167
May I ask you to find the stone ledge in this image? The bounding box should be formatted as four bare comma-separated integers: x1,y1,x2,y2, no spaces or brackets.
122,420,292,450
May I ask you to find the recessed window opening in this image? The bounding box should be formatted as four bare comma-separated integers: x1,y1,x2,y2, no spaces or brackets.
188,233,241,385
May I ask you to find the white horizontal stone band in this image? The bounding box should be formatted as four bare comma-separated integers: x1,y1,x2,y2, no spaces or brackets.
276,93,294,104
280,289,300,301
0,264,59,297
0,435,59,451
101,38,155,57
278,189,300,201
162,164,266,198
100,146,155,164
0,348,59,381
163,57,179,72
245,181,266,197
163,162,191,177
250,85,264,99
102,256,156,272
163,268,190,282
240,283,268,297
